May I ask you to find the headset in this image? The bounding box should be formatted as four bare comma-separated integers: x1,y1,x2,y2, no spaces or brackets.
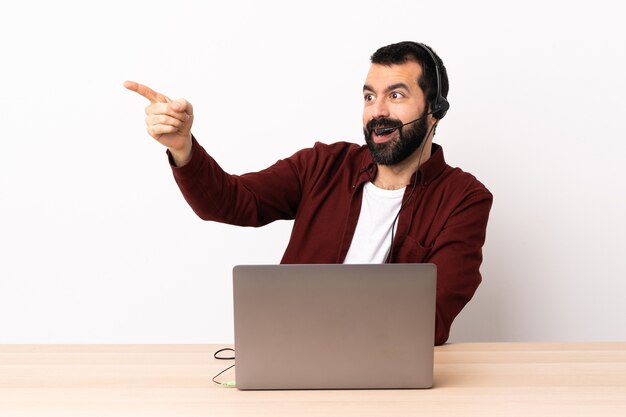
411,42,450,120
382,42,449,263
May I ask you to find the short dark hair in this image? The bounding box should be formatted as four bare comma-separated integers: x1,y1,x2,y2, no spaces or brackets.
370,41,449,116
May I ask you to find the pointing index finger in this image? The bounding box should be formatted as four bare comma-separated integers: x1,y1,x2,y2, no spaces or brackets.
123,80,171,103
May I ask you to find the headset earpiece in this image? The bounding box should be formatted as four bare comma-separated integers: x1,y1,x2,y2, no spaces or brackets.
432,96,450,120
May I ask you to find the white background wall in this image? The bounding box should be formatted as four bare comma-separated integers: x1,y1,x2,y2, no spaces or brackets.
1,0,625,343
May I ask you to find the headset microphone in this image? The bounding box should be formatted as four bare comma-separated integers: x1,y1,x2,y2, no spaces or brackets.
374,112,433,136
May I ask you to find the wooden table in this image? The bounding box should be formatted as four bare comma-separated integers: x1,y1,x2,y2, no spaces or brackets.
1,343,625,416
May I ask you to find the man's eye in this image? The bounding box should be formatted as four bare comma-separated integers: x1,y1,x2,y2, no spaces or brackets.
364,94,374,102
391,92,403,99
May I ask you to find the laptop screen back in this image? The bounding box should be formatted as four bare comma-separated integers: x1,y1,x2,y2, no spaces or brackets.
233,263,437,390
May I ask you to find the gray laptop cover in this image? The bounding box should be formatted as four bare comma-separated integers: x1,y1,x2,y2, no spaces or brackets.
233,263,437,390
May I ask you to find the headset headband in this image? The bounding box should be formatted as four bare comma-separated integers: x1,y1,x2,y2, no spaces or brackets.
413,42,450,119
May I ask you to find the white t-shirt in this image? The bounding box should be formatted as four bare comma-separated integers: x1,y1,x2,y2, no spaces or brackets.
343,182,405,264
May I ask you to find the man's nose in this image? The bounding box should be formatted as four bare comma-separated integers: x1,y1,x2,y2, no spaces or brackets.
370,99,390,119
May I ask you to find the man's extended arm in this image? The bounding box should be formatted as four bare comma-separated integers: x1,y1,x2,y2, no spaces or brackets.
168,138,303,226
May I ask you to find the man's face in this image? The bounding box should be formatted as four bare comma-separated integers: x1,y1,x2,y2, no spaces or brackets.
362,61,431,165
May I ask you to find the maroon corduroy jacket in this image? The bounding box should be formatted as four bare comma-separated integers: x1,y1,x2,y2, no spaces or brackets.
170,138,493,345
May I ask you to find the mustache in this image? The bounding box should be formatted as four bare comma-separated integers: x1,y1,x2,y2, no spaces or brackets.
365,117,403,135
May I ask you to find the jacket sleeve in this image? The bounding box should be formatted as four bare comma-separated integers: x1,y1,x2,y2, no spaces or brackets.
169,137,303,226
427,189,493,345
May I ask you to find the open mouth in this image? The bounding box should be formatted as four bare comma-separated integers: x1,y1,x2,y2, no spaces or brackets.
366,118,402,144
372,128,398,143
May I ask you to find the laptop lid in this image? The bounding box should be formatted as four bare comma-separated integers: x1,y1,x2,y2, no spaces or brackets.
232,263,437,390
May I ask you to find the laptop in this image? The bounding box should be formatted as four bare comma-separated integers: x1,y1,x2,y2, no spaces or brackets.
232,263,437,390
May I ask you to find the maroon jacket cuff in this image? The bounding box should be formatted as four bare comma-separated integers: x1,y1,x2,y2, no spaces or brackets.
167,136,204,178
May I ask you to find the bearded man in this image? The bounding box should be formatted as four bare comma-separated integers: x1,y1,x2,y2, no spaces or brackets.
124,41,493,345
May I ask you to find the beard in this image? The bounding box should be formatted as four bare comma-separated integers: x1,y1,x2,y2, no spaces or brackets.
363,112,429,166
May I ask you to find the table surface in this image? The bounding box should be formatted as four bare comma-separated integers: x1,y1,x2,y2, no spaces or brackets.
1,342,625,417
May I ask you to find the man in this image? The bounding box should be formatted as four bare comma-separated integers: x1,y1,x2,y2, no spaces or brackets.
124,41,492,345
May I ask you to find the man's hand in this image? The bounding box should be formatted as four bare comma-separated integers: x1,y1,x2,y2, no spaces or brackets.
124,80,194,166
